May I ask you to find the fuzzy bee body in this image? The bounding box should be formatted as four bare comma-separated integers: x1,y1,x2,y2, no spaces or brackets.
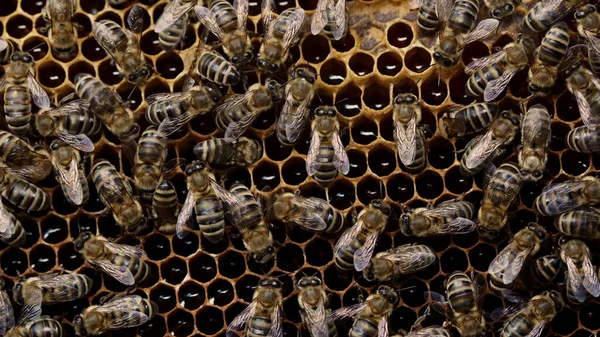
271,192,345,234
554,208,600,240
152,180,179,234
6,318,64,337
134,126,168,201
523,0,585,34
518,104,551,181
417,0,441,35
440,103,498,139
50,140,89,206
566,126,600,153
533,176,600,216
0,168,50,212
499,291,564,337
363,244,436,282
0,206,26,247
158,12,187,51
193,137,263,167
197,51,240,85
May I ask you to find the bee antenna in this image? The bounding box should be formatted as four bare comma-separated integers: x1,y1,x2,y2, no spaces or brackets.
126,86,137,102
316,91,324,104
26,42,46,53
335,97,349,105
379,180,384,199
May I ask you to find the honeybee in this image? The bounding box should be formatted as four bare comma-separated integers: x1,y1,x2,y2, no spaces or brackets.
0,163,51,212
75,74,140,141
270,191,345,234
488,223,548,293
439,103,499,139
311,0,347,41
330,285,398,337
459,110,520,176
0,131,52,183
92,5,153,85
133,126,167,201
74,232,150,286
177,161,243,242
146,83,222,136
392,93,427,172
258,0,305,72
193,137,263,167
40,0,78,60
575,5,600,75
186,34,241,86
566,125,600,153
362,244,437,282
334,200,391,272
0,51,51,136
402,327,453,337
13,273,93,320
227,184,275,263
35,98,102,139
465,35,531,101
416,0,444,37
92,160,147,234
227,277,283,337
195,0,252,65
306,106,349,187
523,0,587,34
155,0,199,36
477,163,523,240
560,239,600,303
158,12,188,51
297,276,337,337
518,104,551,181
50,140,89,206
215,79,282,140
0,198,26,247
554,208,600,240
425,272,485,337
0,278,14,336
527,22,570,95
496,291,564,337
0,38,17,64
524,255,562,288
565,65,600,130
485,0,520,19
533,176,600,216
73,294,157,336
152,180,179,234
5,317,63,337
399,199,476,237
277,65,317,146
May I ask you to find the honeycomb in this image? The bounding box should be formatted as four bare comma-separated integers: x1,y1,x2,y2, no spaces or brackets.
0,0,599,336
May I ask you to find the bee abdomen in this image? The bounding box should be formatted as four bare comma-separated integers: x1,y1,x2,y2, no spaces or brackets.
404,131,426,172
323,207,345,234
198,52,239,85
538,22,569,66
215,102,246,131
0,212,26,247
417,0,440,35
229,184,263,229
448,0,480,34
3,179,50,212
153,180,178,217
195,196,225,242
447,272,476,312
313,145,338,187
349,317,378,337
335,235,365,271
4,85,32,136
27,318,63,337
466,63,504,97
99,20,128,47
158,14,187,51
211,0,238,32
146,99,186,125
112,254,150,284
527,255,561,286
247,316,273,337
567,126,600,153
272,9,297,39
64,107,102,136
554,209,600,239
501,314,535,337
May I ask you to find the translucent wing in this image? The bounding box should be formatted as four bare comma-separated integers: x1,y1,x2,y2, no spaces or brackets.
569,86,599,130
146,92,188,105
195,6,225,41
27,74,50,108
541,179,587,194
158,109,201,136
18,286,42,325
437,218,476,234
282,9,305,52
332,130,349,175
155,0,196,32
522,106,550,148
311,0,329,35
332,0,346,40
290,198,327,230
0,291,14,334
216,91,254,140
354,230,381,271
565,257,588,302
435,0,453,22
378,315,389,337
301,298,327,337
283,92,313,143
524,321,547,337
582,252,600,297
227,301,257,336
176,191,195,239
502,247,532,284
127,4,145,34
464,19,499,45
225,109,262,141
333,218,364,259
484,67,520,101
586,31,600,64
52,99,90,116
91,259,135,285
306,128,322,176
330,303,366,320
261,0,277,38
58,131,94,153
210,179,245,209
529,0,567,25
234,0,249,31
0,199,16,239
386,247,437,271
423,291,449,316
537,179,589,214
465,49,507,74
269,306,283,337
464,131,504,170
99,237,147,259
54,156,84,206
93,22,122,61
395,116,417,165
0,39,7,52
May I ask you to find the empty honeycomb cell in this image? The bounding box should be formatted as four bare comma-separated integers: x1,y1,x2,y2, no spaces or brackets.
357,176,385,205
68,61,96,84
421,75,447,106
351,117,378,144
118,83,143,109
189,253,217,283
251,107,276,131
82,37,106,61
7,14,33,38
363,82,390,110
335,83,362,117
30,243,56,272
324,264,352,290
508,70,530,99
97,215,124,239
387,21,413,49
400,279,428,308
415,170,443,199
468,243,496,272
581,302,600,329
218,251,246,279
0,0,17,16
562,150,590,176
320,58,347,85
556,93,581,122
140,317,167,337
551,307,580,335
156,52,184,79
23,37,48,60
428,137,454,169
283,293,301,323
440,247,468,273
40,214,68,244
405,47,431,73
347,150,368,178
58,242,84,270
281,157,308,185
550,122,570,151
449,72,475,105
248,254,276,274
452,230,480,249
305,238,334,267
98,59,124,85
349,52,374,76
168,309,195,337
0,245,27,275
376,51,403,76
144,78,170,98
252,160,281,190
445,166,473,194
144,234,172,261
511,209,538,233
301,35,330,63
547,152,561,177
63,298,89,321
287,225,314,243
178,281,206,310
389,306,417,333
461,41,490,66
79,0,104,13
332,32,355,53
519,182,545,209
161,256,188,285
328,179,356,209
96,11,123,25
151,283,177,313
387,173,414,202
368,146,396,176
207,278,235,306
172,234,201,257
38,60,66,88
235,274,260,302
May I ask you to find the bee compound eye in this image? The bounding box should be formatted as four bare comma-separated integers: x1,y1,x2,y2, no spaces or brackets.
232,56,240,63
270,64,278,72
394,96,403,104
493,8,502,16
128,74,136,82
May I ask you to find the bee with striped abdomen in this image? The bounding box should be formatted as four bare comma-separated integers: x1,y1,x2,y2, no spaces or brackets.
35,101,95,153
277,65,317,146
565,64,600,130
478,163,523,240
152,180,179,234
399,199,476,237
485,0,520,19
363,244,436,282
40,0,78,60
92,5,152,85
334,200,391,272
155,0,201,51
270,191,345,234
177,161,244,242
0,163,51,213
439,102,499,139
0,131,52,183
0,51,51,137
459,110,520,176
311,0,347,41
187,35,242,86
533,176,600,216
575,5,600,75
523,0,587,34
194,137,263,167
331,286,398,337
92,160,146,234
566,125,600,153
228,183,275,263
523,255,562,288
0,277,14,336
0,38,17,64
215,79,282,140
495,291,564,337
133,126,168,201
560,239,600,303
0,198,26,247
306,106,349,187
527,22,571,95
73,294,157,336
554,207,600,240
5,317,63,337
258,0,305,72
297,276,337,337
518,104,551,181
227,277,283,337
416,0,447,38
488,223,548,294
392,93,427,172
74,232,150,286
50,140,89,207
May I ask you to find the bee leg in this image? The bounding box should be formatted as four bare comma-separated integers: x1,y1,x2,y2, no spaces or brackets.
60,93,77,105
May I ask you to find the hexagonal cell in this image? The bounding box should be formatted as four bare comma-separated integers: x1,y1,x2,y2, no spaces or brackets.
144,234,172,261
335,84,363,117
351,117,378,145
415,170,444,200
301,35,330,63
405,47,431,73
218,251,246,279
328,179,356,210
167,309,195,337
440,247,468,273
1,248,28,276
0,0,17,16
207,278,235,306
387,174,414,203
7,15,33,38
556,93,580,122
172,234,200,257
363,82,390,110
320,58,347,85
550,121,571,152
357,176,385,205
188,253,217,283
150,283,177,313
276,243,305,272
387,21,413,48
346,150,368,178
98,59,124,85
332,32,355,53
252,160,281,190
178,281,206,310
468,243,496,272
160,257,188,285
235,274,260,302
58,243,84,271
30,244,56,272
401,278,428,308
462,41,490,66
38,61,66,88
68,61,96,85
23,37,48,60
389,305,417,332
368,146,396,177
376,52,403,76
561,150,590,176
349,52,374,76
41,214,68,244
421,74,448,106
304,238,333,267
449,72,476,105
428,137,455,169
281,157,308,185
140,316,167,337
117,83,143,110
552,307,580,335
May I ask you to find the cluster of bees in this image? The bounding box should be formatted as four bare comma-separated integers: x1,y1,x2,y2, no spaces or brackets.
1,0,600,336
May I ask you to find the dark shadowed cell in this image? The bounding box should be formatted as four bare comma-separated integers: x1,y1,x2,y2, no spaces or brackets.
168,309,195,337
178,281,206,310
368,147,396,176
405,47,431,73
218,251,246,279
377,52,403,76
468,243,496,271
188,253,217,283
363,82,390,110
277,243,305,272
320,58,347,85
387,174,414,202
349,52,374,76
440,247,468,273
305,238,334,267
144,234,171,261
208,279,235,306
150,284,177,313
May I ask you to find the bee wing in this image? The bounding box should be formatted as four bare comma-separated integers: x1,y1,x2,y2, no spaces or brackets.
301,299,328,337
423,291,448,315
333,218,364,260
502,246,533,284
569,85,599,130
558,44,588,72
217,91,254,140
268,305,283,337
128,4,146,34
176,191,196,239
227,301,257,335
582,252,600,297
54,156,84,206
306,128,322,176
0,38,7,52
146,92,188,105
283,93,313,143
53,99,90,116
261,0,277,38
195,6,225,41
354,229,382,272
0,199,16,239
27,73,50,108
484,67,520,102
565,256,588,303
332,130,349,175
377,314,389,337
331,0,346,40
586,31,600,62
330,303,367,320
0,291,14,334
437,218,476,234
282,9,306,53
100,237,147,259
488,243,530,284
531,0,567,24
158,110,202,136
464,131,504,170
225,110,262,141
155,0,195,32
524,321,548,337
435,0,453,22
290,198,327,231
234,0,249,31
541,179,587,194
18,286,42,325
210,179,245,210
57,131,94,153
93,22,124,60
311,0,329,35
522,108,550,148
464,19,499,45
91,259,136,285
395,116,417,166
385,248,437,271
464,50,507,74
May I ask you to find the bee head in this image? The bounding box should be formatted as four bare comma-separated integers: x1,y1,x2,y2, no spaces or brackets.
575,5,596,20
127,64,153,85
433,39,458,67
73,315,88,336
252,245,275,264
74,231,93,251
12,52,33,64
12,280,25,304
527,223,547,240
393,93,417,106
185,161,207,176
501,110,520,126
204,83,223,103
491,3,514,19
297,276,321,288
257,58,279,73
50,139,64,151
291,66,317,84
260,277,282,289
398,213,412,235
265,79,283,102
377,285,399,306
371,199,391,217
547,290,564,312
